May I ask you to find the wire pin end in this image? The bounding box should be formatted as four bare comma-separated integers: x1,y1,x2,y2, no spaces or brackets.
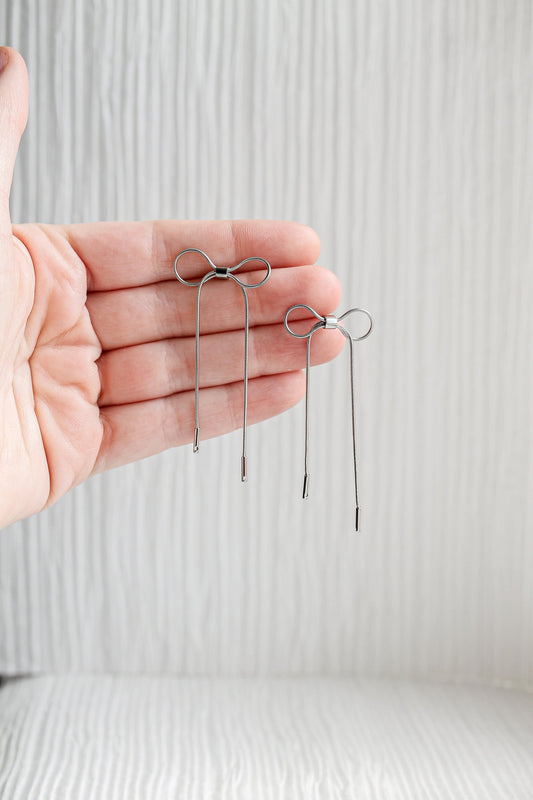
193,428,200,453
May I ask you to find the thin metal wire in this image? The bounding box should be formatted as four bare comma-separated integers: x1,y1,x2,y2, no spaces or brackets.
284,304,373,531
303,334,311,498
193,271,215,450
240,282,249,481
174,248,271,481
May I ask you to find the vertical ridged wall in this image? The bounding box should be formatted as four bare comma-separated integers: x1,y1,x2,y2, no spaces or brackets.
0,0,532,688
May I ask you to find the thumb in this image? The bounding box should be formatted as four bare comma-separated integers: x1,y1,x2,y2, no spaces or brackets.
0,47,29,231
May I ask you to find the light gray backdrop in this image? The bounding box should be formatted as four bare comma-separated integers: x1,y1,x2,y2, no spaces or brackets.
1,0,532,688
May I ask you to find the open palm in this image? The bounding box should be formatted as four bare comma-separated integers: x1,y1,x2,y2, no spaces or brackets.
0,48,342,528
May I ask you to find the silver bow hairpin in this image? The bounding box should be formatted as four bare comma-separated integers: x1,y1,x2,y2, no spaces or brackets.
284,304,373,531
174,248,271,481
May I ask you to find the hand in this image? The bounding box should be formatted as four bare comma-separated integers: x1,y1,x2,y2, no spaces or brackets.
0,48,343,528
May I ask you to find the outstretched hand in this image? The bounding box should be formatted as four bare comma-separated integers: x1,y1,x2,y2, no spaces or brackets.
0,48,343,528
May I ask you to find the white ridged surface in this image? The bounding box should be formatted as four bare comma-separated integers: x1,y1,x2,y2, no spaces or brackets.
1,676,533,799
0,1,532,687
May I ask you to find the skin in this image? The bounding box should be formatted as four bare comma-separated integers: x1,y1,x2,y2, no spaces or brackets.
0,47,344,529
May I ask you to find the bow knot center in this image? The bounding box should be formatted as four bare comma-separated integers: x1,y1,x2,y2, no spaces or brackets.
324,315,338,329
215,266,230,278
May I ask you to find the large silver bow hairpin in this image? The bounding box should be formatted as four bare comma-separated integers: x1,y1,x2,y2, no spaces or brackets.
284,304,373,531
174,248,271,481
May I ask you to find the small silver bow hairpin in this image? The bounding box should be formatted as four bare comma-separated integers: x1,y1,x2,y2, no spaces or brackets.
174,248,271,481
284,304,373,532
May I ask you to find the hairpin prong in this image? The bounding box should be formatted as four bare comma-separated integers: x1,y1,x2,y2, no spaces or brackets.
284,304,373,532
174,248,271,480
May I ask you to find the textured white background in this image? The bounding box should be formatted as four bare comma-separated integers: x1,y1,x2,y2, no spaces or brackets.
0,0,531,688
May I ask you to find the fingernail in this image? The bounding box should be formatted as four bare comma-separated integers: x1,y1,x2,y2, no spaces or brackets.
0,48,9,73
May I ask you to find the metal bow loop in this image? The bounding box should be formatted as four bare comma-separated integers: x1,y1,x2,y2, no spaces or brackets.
174,248,216,287
174,249,271,288
336,308,373,342
283,304,326,339
284,304,373,343
229,257,271,289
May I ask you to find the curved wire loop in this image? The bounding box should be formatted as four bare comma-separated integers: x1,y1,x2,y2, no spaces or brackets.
284,304,373,341
174,248,271,481
284,304,373,531
174,248,271,289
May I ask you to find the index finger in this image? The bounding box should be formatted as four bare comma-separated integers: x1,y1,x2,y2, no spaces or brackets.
60,219,321,292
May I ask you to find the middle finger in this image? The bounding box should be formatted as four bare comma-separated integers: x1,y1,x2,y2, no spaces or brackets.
87,265,340,350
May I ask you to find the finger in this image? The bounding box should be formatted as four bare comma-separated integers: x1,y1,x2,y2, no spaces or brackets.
97,321,345,406
0,48,28,232
61,219,321,291
87,265,342,350
95,372,305,472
